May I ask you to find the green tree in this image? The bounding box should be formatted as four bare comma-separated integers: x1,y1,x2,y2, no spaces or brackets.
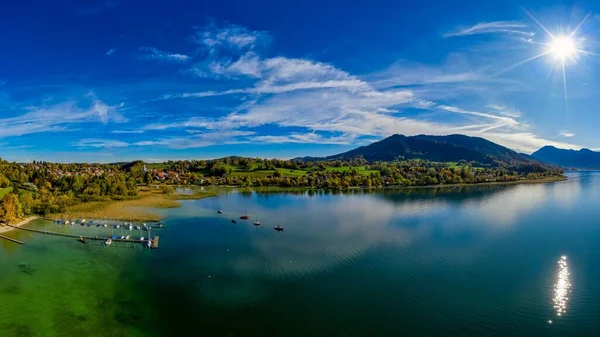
0,193,22,223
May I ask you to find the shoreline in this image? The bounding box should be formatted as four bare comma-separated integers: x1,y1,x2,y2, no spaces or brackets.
37,175,566,223
0,216,39,234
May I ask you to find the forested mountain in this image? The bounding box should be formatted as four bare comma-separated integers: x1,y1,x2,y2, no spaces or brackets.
532,146,600,168
297,134,540,166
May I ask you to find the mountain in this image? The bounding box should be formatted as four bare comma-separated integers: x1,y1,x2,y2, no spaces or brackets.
532,146,600,168
296,134,540,166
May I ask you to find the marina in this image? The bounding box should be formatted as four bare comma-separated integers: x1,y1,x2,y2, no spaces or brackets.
1,222,160,248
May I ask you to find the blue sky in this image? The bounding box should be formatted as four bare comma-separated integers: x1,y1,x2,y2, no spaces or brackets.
1,0,600,162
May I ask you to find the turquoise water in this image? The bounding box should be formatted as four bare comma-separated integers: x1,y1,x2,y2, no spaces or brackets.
2,171,600,336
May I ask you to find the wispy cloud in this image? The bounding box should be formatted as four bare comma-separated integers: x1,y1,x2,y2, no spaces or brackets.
111,129,144,134
252,133,356,145
139,47,190,63
74,139,129,148
560,131,575,138
192,22,271,52
0,96,126,138
443,21,534,38
105,48,116,56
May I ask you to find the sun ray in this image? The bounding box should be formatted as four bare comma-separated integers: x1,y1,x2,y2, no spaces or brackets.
494,51,551,76
522,7,555,39
570,12,592,37
561,62,569,116
576,49,600,57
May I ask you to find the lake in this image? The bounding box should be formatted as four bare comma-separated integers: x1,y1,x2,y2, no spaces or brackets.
1,171,600,336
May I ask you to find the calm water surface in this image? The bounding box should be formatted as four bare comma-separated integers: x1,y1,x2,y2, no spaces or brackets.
1,171,600,336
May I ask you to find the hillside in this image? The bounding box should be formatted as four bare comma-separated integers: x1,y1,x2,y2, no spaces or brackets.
532,146,600,168
298,134,540,166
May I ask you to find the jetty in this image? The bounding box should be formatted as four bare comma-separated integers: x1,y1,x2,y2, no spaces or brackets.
0,234,24,245
2,223,150,245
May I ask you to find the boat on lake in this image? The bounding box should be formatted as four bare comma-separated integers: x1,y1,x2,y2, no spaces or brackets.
120,235,125,240
103,224,107,228
78,236,86,243
217,210,223,214
274,225,284,231
125,235,130,240
240,215,249,220
140,236,144,241
231,220,237,223
254,217,261,226
105,238,112,245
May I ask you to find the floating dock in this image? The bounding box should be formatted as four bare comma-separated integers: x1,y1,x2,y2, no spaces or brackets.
151,236,159,249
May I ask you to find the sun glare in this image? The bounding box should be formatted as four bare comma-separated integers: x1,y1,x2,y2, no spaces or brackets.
550,35,576,61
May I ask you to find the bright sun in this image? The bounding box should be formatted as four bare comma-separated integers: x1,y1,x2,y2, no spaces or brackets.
550,35,576,61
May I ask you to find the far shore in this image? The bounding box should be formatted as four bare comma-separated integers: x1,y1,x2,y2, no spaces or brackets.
0,216,39,234
24,174,567,224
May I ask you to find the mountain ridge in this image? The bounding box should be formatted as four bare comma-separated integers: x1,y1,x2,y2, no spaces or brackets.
532,146,600,168
295,134,541,166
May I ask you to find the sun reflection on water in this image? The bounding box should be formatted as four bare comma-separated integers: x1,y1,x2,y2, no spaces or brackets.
553,255,571,317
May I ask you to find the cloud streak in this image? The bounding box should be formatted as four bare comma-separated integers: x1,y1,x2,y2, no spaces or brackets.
443,21,534,38
139,47,190,63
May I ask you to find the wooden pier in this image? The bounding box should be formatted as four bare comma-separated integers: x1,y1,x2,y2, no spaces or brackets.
151,236,159,249
2,223,152,246
0,234,24,245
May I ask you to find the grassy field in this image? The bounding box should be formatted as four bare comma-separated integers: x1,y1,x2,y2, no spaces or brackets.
145,163,170,170
321,166,379,175
0,187,13,200
50,188,217,221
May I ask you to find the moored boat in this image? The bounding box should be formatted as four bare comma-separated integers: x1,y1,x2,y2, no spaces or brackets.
105,238,112,245
231,220,237,223
274,225,284,231
78,236,86,243
217,210,223,214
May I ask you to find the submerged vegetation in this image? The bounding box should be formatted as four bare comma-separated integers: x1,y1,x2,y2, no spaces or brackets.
0,156,562,222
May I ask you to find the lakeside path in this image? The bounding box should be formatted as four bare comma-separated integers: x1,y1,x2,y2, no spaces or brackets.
0,216,39,234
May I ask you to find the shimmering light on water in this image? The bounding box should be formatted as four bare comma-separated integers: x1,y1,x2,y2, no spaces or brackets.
553,255,571,317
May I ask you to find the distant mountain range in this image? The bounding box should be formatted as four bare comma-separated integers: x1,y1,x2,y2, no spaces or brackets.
532,146,600,169
295,134,541,166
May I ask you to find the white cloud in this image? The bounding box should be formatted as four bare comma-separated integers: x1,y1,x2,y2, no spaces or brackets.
111,129,144,134
252,133,356,145
139,47,190,63
74,138,129,148
0,97,125,138
443,21,534,38
487,104,522,118
438,105,519,127
193,22,271,52
560,131,575,138
105,48,116,56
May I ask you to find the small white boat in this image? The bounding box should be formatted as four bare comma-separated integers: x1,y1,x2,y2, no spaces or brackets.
65,220,70,225
147,239,152,248
217,210,223,214
105,238,112,245
81,219,86,223
125,235,131,240
115,225,120,229
129,225,133,231
136,226,140,230
103,224,107,228
140,236,144,241
120,236,125,240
